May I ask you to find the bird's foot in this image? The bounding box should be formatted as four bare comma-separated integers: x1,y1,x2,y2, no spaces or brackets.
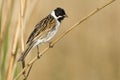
37,51,40,59
49,42,54,48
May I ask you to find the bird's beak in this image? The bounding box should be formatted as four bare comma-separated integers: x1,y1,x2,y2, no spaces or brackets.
64,14,68,18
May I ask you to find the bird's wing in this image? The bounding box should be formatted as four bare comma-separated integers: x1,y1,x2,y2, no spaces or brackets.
26,15,56,44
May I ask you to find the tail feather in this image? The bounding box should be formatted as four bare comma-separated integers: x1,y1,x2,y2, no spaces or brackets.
18,43,34,62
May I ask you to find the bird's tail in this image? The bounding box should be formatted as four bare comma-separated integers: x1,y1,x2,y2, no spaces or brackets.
18,43,34,62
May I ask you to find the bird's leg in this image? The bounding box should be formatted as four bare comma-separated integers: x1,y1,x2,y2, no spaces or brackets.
49,41,54,48
37,45,40,59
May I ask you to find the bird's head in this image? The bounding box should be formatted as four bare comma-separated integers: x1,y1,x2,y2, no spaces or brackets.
51,7,68,22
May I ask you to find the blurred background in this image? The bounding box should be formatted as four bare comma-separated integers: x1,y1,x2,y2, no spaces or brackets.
0,0,120,80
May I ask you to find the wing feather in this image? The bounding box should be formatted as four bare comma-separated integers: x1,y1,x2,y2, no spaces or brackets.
26,15,56,45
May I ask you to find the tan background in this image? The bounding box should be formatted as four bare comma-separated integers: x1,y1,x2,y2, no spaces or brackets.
25,0,120,80
5,0,120,80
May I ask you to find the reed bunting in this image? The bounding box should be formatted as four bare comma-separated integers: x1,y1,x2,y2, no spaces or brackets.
18,7,67,61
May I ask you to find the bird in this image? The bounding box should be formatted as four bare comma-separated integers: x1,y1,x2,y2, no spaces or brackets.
18,7,68,62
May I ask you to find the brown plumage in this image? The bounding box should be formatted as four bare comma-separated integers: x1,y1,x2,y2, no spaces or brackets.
18,7,67,62
18,15,56,61
26,14,56,45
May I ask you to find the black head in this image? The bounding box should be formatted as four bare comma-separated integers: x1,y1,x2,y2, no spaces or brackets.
54,7,67,22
